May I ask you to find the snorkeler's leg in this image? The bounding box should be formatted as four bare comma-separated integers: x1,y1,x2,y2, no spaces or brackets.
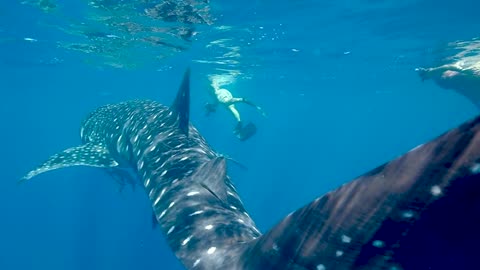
228,104,242,122
228,104,257,141
233,97,267,118
228,104,243,135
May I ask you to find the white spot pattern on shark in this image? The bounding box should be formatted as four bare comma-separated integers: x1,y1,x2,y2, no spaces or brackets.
20,69,480,270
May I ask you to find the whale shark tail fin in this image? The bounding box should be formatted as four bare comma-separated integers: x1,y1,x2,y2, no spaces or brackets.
171,68,191,136
240,115,480,269
19,142,119,183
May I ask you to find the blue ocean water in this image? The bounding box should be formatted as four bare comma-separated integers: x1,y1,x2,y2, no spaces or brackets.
1,0,479,269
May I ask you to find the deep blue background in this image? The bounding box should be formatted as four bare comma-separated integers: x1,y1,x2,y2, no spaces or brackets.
1,0,479,269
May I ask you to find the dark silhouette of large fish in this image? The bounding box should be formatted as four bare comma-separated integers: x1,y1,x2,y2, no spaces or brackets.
21,69,480,269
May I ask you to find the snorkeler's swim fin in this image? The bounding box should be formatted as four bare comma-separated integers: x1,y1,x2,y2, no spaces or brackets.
204,102,217,116
235,122,257,141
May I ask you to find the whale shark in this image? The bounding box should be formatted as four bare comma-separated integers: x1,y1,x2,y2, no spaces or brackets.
21,69,480,269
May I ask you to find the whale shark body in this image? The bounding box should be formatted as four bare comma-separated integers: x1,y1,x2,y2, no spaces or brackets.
22,69,480,269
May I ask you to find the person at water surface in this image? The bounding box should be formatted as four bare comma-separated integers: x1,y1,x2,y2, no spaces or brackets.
205,83,266,141
416,60,480,109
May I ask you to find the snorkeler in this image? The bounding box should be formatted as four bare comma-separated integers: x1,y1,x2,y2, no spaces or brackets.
205,87,266,141
416,60,480,108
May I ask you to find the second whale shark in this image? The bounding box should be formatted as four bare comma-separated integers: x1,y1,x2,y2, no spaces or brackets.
21,69,480,269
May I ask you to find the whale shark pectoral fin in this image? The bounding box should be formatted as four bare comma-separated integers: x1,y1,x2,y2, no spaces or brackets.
192,157,229,203
241,114,480,269
171,68,191,136
104,168,138,192
20,142,119,182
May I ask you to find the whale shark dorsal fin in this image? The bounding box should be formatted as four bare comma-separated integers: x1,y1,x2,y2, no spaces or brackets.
20,142,119,183
171,68,191,136
192,157,228,203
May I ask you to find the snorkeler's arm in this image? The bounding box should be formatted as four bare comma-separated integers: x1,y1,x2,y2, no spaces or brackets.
416,63,464,81
430,63,464,73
